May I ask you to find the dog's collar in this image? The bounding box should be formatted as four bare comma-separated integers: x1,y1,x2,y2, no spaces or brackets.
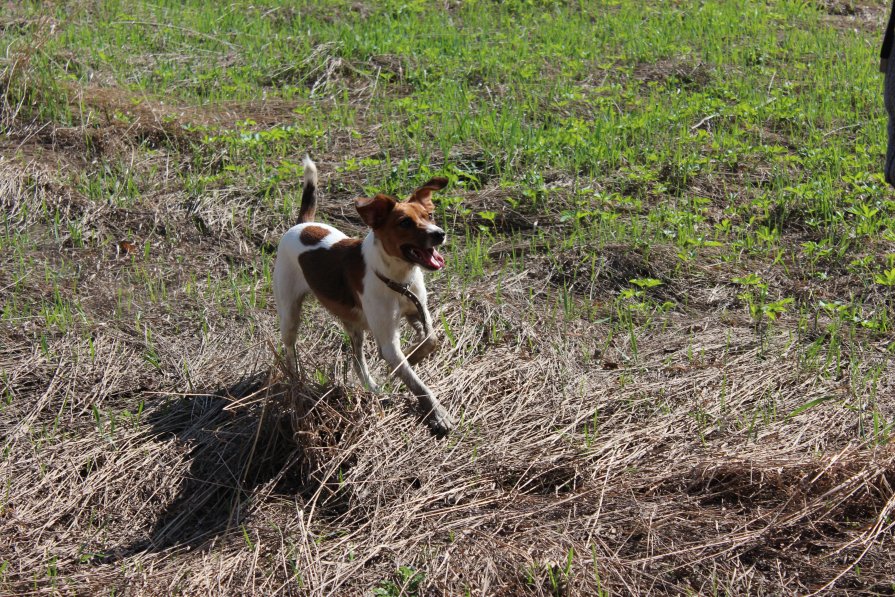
375,271,432,335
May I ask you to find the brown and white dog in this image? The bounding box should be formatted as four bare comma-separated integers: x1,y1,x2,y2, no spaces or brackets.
273,157,453,436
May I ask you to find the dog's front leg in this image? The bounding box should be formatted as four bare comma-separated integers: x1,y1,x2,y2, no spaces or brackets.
405,313,439,366
372,327,453,437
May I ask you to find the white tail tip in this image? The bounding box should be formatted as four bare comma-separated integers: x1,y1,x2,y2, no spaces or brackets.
303,155,318,187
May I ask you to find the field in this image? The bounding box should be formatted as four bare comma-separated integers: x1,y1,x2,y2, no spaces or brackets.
2,0,895,594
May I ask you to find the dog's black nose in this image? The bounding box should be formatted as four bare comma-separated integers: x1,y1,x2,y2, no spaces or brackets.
430,228,446,245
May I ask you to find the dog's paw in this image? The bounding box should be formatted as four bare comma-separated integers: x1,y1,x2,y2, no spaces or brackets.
407,339,439,366
424,404,453,438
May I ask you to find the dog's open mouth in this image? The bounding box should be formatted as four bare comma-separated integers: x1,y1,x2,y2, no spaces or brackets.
402,245,445,270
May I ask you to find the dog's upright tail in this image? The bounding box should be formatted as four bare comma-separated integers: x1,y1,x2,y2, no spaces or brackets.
298,155,318,223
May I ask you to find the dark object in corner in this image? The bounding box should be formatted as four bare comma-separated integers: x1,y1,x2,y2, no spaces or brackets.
883,1,895,186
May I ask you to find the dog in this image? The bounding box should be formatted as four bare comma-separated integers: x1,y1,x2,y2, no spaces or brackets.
273,157,453,437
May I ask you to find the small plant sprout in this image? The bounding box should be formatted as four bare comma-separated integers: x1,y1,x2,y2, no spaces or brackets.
874,267,895,287
732,273,793,353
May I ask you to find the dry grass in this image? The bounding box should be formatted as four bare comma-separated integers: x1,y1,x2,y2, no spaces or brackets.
2,212,894,594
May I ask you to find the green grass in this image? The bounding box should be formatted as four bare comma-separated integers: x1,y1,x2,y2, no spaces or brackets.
7,3,894,295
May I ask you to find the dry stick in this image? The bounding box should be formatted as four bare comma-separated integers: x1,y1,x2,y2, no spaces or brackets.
689,113,718,131
3,357,64,451
12,120,51,155
822,122,863,138
0,269,33,295
586,450,617,546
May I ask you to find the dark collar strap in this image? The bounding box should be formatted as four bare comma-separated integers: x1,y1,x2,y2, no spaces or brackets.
375,271,432,336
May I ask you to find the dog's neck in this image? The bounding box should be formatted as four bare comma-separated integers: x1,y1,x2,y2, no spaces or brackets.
362,231,416,283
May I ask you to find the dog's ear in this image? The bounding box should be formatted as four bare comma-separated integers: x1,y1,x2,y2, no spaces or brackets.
355,193,396,229
408,177,449,207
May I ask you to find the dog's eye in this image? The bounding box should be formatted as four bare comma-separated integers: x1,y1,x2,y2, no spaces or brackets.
398,218,414,228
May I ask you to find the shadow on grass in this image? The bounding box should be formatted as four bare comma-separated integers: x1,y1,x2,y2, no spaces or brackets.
102,370,309,561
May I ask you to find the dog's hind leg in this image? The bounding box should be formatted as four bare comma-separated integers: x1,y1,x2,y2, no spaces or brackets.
278,294,306,374
345,326,379,392
273,246,311,374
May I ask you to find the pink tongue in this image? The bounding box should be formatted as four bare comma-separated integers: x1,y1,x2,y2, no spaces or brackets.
429,248,445,269
413,248,445,270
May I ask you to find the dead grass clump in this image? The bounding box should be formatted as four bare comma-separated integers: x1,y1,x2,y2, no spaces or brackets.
632,59,715,92
815,0,884,19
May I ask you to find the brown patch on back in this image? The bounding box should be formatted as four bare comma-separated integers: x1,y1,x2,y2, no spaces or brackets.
299,238,365,323
299,225,329,246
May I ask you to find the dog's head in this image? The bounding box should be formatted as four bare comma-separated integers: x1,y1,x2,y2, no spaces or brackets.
356,177,448,271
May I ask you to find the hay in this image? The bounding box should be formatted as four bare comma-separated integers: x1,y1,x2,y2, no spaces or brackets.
2,261,894,594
